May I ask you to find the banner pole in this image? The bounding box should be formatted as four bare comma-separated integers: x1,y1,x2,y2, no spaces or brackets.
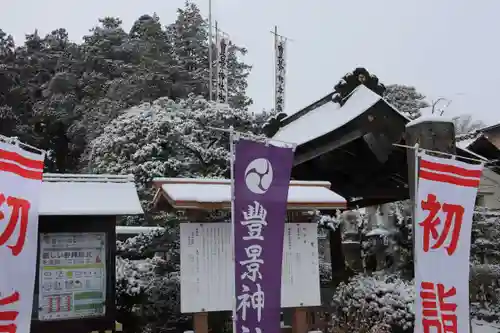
393,143,487,164
0,135,46,155
412,143,419,268
229,126,237,333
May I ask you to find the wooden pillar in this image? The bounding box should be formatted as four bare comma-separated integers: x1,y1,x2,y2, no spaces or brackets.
292,308,308,333
186,209,210,333
405,118,456,270
193,312,209,333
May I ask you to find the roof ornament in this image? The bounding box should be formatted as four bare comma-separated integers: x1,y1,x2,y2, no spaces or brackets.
261,68,387,138
332,67,386,106
262,112,288,138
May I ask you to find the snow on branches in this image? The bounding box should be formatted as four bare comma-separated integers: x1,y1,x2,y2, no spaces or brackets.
331,274,415,332
115,228,187,332
89,95,263,199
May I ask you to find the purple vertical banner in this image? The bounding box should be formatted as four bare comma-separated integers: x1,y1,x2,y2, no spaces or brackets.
232,137,295,333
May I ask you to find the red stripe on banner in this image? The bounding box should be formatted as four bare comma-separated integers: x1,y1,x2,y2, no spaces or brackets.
0,311,18,321
0,148,43,170
419,291,435,299
419,170,480,188
0,324,16,333
0,292,19,306
423,309,439,317
0,161,43,180
420,159,482,178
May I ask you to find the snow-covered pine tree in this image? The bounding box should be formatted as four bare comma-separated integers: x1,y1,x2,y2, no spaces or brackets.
167,1,252,109
383,84,430,120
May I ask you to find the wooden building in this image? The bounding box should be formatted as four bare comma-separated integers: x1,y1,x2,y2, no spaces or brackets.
269,85,483,208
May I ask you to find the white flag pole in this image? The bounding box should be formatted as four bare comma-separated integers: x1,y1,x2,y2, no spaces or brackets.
229,126,238,333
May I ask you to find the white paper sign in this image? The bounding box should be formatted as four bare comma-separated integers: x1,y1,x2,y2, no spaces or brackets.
38,232,107,320
0,141,44,333
414,152,483,333
180,222,320,313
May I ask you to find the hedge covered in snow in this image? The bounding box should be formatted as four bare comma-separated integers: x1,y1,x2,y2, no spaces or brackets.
116,236,188,333
331,274,414,333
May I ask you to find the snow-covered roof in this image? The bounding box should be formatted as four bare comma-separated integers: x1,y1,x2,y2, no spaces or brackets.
461,148,488,161
272,85,405,146
272,85,381,145
40,173,143,216
456,137,478,149
405,115,453,128
116,226,164,235
152,178,346,210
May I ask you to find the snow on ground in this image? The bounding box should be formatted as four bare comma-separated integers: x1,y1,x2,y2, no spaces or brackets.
473,320,500,333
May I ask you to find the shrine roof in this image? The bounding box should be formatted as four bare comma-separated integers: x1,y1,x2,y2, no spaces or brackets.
457,136,480,150
151,178,346,211
272,85,408,147
40,173,144,216
116,226,164,235
269,84,489,207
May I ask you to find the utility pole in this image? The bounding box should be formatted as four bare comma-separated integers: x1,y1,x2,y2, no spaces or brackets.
208,0,213,101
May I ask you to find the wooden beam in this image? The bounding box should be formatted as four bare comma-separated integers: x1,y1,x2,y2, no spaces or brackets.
193,312,209,333
292,308,308,333
294,129,364,166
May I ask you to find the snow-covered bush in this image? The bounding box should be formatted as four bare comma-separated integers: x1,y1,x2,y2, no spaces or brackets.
117,228,166,258
115,256,158,330
319,261,333,285
116,255,188,333
331,274,415,333
116,226,184,332
470,264,500,322
472,208,500,265
310,209,342,231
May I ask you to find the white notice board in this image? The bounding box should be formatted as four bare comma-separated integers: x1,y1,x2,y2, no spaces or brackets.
180,223,320,313
38,232,107,321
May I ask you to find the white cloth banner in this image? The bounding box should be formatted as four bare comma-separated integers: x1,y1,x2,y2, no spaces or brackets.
0,141,44,333
216,35,229,104
274,37,286,114
414,152,483,333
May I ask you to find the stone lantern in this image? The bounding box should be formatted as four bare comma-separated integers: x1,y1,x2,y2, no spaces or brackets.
364,204,399,271
340,210,363,272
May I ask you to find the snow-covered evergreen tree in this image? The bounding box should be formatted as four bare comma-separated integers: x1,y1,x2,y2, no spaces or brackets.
383,84,430,120
89,95,262,203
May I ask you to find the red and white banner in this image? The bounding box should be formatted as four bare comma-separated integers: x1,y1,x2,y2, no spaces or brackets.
414,152,483,333
0,140,44,333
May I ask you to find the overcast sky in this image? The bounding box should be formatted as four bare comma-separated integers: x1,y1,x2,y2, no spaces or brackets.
2,0,499,124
